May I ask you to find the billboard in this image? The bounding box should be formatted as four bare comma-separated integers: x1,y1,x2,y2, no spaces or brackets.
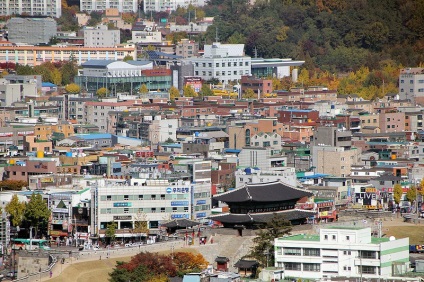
184,76,202,93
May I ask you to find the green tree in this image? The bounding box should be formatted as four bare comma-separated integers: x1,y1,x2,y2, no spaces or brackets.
24,193,50,238
65,83,81,94
183,85,198,97
105,221,117,243
169,86,180,100
5,194,26,227
123,55,133,62
393,183,403,205
15,64,35,75
199,84,213,97
406,186,417,203
96,87,108,98
51,68,62,86
242,88,256,99
61,58,78,85
139,84,149,94
247,213,291,267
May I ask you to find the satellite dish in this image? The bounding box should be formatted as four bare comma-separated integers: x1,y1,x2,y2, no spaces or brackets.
389,236,396,241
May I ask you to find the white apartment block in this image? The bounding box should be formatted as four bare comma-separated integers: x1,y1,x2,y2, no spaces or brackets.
144,0,206,12
235,167,297,188
0,45,136,66
80,0,138,13
399,67,424,102
131,30,162,43
275,227,409,280
84,25,120,47
0,0,61,17
188,43,251,84
92,176,211,237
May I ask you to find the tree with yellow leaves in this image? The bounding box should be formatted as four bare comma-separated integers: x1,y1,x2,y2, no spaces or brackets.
169,86,180,100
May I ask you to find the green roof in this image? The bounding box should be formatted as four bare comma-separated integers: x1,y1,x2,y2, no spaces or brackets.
77,188,90,194
278,234,320,241
371,237,390,244
326,226,366,230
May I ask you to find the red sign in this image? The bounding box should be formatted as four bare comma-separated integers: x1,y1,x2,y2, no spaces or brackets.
142,69,171,76
135,151,154,158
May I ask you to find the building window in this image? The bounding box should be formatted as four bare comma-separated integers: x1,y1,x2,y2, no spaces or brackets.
160,207,165,213
124,208,129,213
324,235,328,240
332,235,336,240
124,195,129,201
106,195,111,201
283,248,301,256
303,248,320,256
361,266,376,274
151,208,156,213
346,236,350,240
343,251,351,255
359,250,376,259
172,207,177,212
138,195,143,200
284,262,301,271
303,263,320,272
151,195,156,200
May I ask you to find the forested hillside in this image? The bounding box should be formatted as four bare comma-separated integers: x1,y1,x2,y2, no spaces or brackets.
202,0,424,74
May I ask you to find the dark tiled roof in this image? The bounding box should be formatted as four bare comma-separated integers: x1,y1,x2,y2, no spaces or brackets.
371,174,402,181
213,181,312,203
161,219,200,228
215,257,229,263
234,260,259,268
209,209,316,224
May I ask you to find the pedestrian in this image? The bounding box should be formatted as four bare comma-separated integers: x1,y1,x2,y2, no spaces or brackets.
50,271,52,278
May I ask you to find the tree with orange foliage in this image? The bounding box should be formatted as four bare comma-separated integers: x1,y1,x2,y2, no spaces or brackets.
109,251,208,281
173,252,208,276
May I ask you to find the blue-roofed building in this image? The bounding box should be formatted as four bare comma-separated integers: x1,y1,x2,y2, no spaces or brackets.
74,60,172,93
57,133,114,148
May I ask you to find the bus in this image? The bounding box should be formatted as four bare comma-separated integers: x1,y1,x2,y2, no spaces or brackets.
12,239,50,251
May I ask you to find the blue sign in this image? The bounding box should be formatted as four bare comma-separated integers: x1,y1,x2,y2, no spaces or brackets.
171,214,189,219
196,200,206,205
113,202,132,207
196,212,207,218
167,187,190,193
171,201,189,206
166,187,172,194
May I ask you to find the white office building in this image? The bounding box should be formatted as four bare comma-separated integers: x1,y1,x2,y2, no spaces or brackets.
399,67,424,102
186,42,251,84
274,226,410,280
80,0,138,13
83,25,120,47
235,167,297,188
91,161,212,238
144,0,206,12
0,0,61,17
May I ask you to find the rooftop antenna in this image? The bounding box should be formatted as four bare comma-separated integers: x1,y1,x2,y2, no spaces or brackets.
215,26,219,42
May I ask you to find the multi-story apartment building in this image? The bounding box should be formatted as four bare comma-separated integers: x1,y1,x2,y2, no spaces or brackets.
83,25,120,47
143,0,206,12
187,42,251,84
228,118,285,149
8,17,57,45
240,75,273,97
84,100,134,132
274,227,409,280
378,111,405,133
91,161,212,238
80,0,138,13
234,167,297,188
0,0,61,17
278,109,320,124
399,67,424,104
175,39,199,58
34,123,74,140
238,147,287,171
312,145,361,178
0,45,136,66
49,95,93,123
